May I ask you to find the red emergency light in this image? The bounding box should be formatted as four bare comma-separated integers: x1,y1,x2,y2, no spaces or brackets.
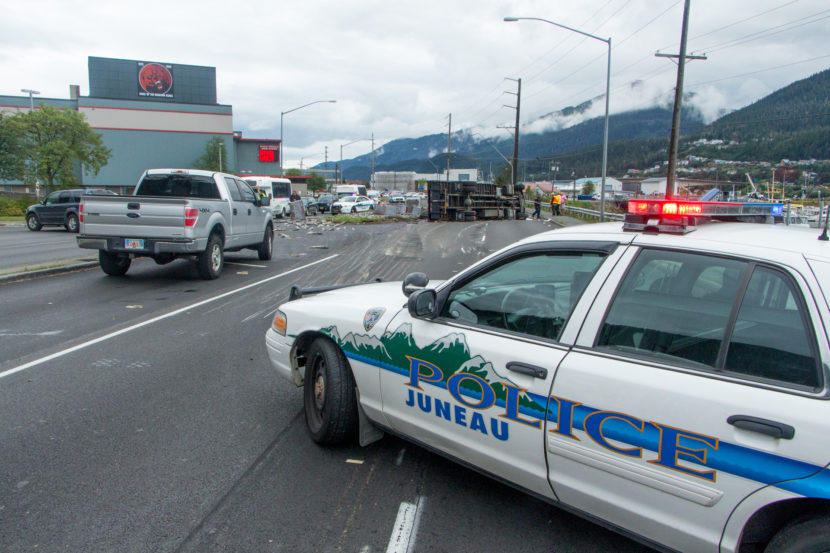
628,200,705,216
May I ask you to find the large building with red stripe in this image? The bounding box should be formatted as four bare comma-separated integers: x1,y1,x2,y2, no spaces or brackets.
1,56,282,195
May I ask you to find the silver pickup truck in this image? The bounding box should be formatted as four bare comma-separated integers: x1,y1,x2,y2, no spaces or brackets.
77,169,274,279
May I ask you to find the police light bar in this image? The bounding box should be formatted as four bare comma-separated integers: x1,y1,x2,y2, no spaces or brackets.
624,200,785,234
628,200,784,217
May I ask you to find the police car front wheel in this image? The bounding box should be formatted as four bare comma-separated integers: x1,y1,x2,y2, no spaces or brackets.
303,338,359,445
765,515,830,553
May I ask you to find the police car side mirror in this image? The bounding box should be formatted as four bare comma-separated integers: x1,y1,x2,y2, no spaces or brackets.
402,272,429,297
408,289,437,319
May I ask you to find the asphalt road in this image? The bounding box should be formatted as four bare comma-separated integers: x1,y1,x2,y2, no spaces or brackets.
0,218,654,553
0,224,96,272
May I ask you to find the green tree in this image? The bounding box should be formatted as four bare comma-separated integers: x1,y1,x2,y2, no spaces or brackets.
0,113,26,182
284,168,302,176
193,136,229,172
582,180,596,196
307,172,326,193
15,105,111,191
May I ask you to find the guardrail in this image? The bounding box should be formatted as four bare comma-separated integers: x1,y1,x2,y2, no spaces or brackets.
524,200,625,221
563,205,625,221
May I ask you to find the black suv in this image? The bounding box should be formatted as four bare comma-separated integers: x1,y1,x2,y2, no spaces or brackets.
314,193,337,213
26,188,116,232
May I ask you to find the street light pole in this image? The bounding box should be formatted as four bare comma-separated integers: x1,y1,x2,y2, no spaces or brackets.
20,89,40,112
280,100,336,176
504,16,611,221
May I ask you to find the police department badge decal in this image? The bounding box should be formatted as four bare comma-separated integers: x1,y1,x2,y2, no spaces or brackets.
363,308,385,331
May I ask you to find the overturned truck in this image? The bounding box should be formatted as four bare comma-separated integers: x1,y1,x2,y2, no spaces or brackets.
427,180,526,221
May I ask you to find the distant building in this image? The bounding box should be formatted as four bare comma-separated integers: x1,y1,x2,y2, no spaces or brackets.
373,171,416,192
374,168,479,192
1,56,282,196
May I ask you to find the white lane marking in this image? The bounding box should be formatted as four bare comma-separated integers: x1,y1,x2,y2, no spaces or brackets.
386,496,425,553
225,261,267,268
0,331,62,337
0,255,339,380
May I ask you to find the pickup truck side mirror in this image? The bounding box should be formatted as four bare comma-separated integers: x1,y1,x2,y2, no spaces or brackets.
408,289,437,319
260,197,271,207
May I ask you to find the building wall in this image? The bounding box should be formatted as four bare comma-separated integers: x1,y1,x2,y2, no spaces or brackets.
79,102,232,134
374,171,416,192
83,130,235,190
1,57,281,195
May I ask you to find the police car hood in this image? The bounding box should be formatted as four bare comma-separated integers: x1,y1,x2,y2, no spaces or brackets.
283,280,445,335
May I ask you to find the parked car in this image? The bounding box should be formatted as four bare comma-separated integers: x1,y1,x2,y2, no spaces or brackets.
265,198,830,553
331,195,374,214
388,195,405,205
26,189,116,233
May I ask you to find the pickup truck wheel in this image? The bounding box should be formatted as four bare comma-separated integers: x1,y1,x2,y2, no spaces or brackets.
765,516,830,553
65,213,79,233
26,214,42,231
198,234,223,280
98,250,131,276
258,224,273,260
303,338,358,445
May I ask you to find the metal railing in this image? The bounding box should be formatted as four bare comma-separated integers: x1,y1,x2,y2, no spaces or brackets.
525,200,624,221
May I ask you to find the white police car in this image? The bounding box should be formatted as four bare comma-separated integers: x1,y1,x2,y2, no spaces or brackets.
265,199,830,553
330,195,374,214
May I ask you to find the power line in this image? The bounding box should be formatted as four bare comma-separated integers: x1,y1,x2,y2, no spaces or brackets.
687,53,830,87
692,9,830,55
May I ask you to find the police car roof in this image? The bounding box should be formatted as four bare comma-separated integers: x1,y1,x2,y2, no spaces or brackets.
523,221,830,261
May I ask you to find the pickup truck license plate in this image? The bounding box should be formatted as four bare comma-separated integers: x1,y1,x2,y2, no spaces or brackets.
124,239,145,250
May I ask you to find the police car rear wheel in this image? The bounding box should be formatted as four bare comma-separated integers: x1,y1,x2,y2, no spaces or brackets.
303,338,359,445
765,515,830,553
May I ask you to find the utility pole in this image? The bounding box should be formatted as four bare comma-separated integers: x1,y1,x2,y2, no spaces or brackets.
512,78,521,187
657,0,706,198
371,133,375,189
501,78,521,187
446,114,452,182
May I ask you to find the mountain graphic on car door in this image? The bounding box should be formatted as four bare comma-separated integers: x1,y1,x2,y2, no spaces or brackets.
320,323,548,421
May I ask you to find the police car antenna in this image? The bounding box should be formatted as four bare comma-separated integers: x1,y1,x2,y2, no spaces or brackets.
819,207,830,241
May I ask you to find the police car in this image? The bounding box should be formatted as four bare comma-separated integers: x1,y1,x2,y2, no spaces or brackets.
330,195,375,214
265,199,830,553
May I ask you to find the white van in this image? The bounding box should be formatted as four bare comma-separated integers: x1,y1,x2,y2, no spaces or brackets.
242,176,293,218
335,184,367,198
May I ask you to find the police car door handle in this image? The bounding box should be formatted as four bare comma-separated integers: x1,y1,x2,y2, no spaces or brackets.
727,415,795,440
506,362,548,379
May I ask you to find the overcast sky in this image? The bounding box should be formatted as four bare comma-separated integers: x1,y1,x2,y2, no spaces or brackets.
2,0,829,168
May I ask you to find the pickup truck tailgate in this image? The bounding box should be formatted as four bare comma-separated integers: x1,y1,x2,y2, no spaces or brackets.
82,196,191,238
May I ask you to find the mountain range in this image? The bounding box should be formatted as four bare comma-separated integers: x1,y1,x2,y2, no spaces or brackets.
320,68,830,182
